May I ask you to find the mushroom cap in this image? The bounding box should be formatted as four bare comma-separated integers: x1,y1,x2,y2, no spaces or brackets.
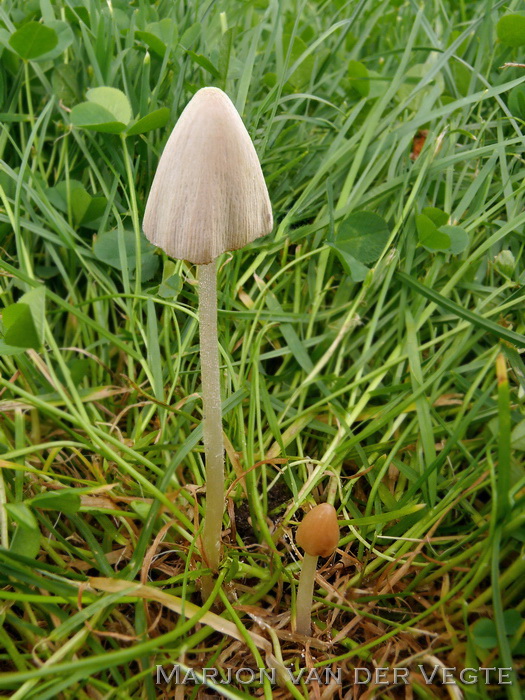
143,87,273,264
296,503,339,557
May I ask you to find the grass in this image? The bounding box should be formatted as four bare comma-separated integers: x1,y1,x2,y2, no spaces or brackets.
0,0,524,697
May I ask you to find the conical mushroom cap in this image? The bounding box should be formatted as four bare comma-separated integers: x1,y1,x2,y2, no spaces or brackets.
143,87,273,264
296,503,339,557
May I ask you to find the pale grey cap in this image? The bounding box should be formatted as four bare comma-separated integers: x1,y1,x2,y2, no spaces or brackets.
143,87,273,264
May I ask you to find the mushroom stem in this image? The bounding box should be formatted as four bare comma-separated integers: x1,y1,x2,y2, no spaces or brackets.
198,260,225,574
295,552,319,636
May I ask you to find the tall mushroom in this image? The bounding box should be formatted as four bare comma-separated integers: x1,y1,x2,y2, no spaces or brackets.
143,87,272,581
295,503,339,636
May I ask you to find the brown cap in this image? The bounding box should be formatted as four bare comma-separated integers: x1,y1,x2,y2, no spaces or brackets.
296,503,339,557
143,87,273,264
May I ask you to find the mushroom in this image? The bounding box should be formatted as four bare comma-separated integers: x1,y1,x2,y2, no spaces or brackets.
294,503,339,636
143,87,272,583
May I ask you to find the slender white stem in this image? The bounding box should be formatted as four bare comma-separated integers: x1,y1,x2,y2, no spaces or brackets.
198,260,225,574
295,553,318,635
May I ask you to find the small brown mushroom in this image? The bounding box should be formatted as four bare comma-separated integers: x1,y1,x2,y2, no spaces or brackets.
294,503,339,636
296,502,340,557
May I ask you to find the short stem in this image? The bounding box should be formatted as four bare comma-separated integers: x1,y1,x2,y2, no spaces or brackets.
198,260,225,574
295,553,318,636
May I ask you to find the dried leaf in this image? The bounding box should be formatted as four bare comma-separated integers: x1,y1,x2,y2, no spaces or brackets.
88,577,285,676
